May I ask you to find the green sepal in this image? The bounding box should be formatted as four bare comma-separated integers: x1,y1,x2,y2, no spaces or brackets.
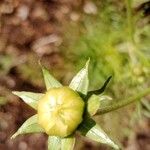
86,76,112,99
69,59,90,95
78,118,120,150
12,91,44,110
61,135,75,150
48,136,61,150
48,135,75,150
87,94,112,116
11,115,44,139
41,65,62,90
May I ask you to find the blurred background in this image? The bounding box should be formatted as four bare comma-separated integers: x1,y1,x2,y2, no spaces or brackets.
0,0,150,149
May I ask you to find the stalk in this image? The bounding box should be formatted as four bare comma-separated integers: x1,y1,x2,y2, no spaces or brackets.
96,87,150,115
125,0,137,65
125,0,134,43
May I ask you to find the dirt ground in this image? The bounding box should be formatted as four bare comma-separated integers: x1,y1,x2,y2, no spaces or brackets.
0,0,150,150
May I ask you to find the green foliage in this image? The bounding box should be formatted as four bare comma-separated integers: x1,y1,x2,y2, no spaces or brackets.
62,0,150,94
61,1,150,143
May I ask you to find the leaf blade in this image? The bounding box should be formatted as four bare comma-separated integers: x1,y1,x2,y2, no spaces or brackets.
69,59,90,95
11,115,44,139
48,136,61,150
41,66,62,90
78,119,119,150
12,91,44,110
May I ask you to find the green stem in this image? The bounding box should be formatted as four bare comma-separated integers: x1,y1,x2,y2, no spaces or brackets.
125,0,138,65
96,87,150,115
125,0,134,43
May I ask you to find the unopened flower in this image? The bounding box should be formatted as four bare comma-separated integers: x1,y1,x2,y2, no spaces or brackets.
11,60,119,150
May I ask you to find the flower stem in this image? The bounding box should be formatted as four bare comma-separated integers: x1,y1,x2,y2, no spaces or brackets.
125,0,134,43
96,87,150,115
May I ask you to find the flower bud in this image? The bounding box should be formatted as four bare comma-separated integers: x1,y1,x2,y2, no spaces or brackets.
38,87,84,137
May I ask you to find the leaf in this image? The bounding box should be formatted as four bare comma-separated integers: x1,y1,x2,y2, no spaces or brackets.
69,59,90,95
12,91,44,110
61,135,75,150
41,65,62,90
87,94,112,116
11,115,44,139
78,118,120,150
48,136,61,150
87,76,112,99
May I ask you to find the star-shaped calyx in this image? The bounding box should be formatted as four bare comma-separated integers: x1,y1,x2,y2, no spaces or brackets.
11,59,120,150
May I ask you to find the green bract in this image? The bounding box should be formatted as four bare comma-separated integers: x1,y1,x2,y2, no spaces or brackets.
12,59,120,150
